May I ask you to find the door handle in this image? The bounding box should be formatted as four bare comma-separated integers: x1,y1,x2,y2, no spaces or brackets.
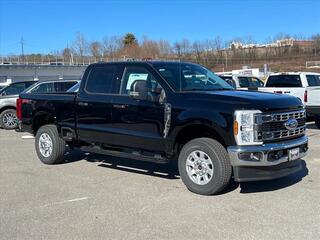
113,104,127,109
78,102,89,106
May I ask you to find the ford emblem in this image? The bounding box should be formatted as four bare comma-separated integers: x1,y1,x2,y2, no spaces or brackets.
284,119,298,131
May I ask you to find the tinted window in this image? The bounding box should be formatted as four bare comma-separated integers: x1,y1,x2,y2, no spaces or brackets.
0,82,28,96
30,82,54,93
238,77,250,87
249,77,264,87
219,76,236,88
54,81,78,92
306,75,320,86
86,66,118,94
266,75,302,87
67,82,81,92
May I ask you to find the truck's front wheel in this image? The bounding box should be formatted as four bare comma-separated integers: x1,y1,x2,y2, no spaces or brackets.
178,138,232,195
35,125,65,164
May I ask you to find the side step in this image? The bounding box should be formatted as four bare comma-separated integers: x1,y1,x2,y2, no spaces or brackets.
80,146,169,164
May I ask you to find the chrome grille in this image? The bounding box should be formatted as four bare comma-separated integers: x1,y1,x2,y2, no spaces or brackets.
257,110,306,142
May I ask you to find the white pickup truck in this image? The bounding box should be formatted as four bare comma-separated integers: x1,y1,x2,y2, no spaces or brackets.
218,74,264,90
260,72,320,128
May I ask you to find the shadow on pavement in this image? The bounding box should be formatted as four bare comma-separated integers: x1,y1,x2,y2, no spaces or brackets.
63,148,179,180
63,148,309,194
239,160,308,194
307,123,319,130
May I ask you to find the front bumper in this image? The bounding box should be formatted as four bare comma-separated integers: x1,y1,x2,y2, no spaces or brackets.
227,136,308,182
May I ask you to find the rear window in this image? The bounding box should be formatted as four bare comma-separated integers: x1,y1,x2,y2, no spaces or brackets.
306,75,320,86
266,75,302,87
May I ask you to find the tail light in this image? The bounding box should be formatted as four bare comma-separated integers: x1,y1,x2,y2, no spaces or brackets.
304,90,308,103
16,98,31,120
16,98,22,120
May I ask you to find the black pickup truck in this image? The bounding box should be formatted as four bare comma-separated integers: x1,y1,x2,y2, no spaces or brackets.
18,61,308,195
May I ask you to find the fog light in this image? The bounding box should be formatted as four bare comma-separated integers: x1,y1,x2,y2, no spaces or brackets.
268,150,284,161
238,152,263,161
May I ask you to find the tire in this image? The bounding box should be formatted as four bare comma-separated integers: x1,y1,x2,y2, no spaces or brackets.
178,138,232,195
35,124,66,164
0,109,18,130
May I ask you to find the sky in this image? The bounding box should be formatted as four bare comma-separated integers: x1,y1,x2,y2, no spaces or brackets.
0,0,319,55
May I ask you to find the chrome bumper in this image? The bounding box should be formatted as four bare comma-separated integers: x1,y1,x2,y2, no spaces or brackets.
227,136,308,167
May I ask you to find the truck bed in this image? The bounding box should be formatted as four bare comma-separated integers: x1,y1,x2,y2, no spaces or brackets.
19,92,77,134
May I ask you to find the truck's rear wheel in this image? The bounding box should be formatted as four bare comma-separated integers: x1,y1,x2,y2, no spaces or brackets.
178,138,232,195
0,109,18,130
35,125,65,164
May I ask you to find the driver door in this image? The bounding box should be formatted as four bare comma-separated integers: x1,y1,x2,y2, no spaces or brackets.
110,65,166,152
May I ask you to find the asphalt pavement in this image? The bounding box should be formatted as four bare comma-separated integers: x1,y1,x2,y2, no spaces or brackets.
0,124,319,240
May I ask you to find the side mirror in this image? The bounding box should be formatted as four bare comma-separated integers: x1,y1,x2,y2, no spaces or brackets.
129,80,148,100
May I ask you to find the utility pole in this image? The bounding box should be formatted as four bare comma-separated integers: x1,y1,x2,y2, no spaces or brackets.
20,37,25,64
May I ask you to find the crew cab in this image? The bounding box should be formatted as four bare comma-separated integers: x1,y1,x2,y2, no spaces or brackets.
260,72,320,128
18,61,308,195
218,74,264,90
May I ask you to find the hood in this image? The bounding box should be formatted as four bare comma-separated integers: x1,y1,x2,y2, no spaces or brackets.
184,90,303,112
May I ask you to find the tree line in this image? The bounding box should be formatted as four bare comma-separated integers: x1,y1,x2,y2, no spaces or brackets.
4,32,320,71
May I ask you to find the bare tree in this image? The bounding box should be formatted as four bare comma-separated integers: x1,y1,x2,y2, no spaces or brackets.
158,40,172,57
62,47,73,64
103,35,123,60
90,41,103,61
73,32,87,64
174,42,182,58
140,37,160,59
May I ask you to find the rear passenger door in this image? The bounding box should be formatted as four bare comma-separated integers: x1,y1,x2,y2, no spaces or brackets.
76,64,123,144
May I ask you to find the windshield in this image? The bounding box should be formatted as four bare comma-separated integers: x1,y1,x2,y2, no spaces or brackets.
152,62,234,91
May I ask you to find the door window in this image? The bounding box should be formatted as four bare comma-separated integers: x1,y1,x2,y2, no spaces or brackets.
54,81,78,92
249,77,264,87
30,82,55,93
85,66,118,94
306,75,320,86
120,66,164,102
238,77,250,88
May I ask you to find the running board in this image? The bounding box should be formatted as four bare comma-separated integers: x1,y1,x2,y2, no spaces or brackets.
80,146,168,164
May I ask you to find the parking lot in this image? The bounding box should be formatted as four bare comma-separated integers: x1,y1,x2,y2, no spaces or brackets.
0,124,319,240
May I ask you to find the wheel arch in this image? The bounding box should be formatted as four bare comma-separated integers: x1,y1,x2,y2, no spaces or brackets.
0,105,16,114
173,122,227,155
32,110,56,134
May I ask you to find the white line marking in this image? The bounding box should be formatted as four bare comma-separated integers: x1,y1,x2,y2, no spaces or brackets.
40,197,89,208
21,135,35,139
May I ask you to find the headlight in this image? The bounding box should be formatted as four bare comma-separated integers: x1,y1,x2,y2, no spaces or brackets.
234,110,262,146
